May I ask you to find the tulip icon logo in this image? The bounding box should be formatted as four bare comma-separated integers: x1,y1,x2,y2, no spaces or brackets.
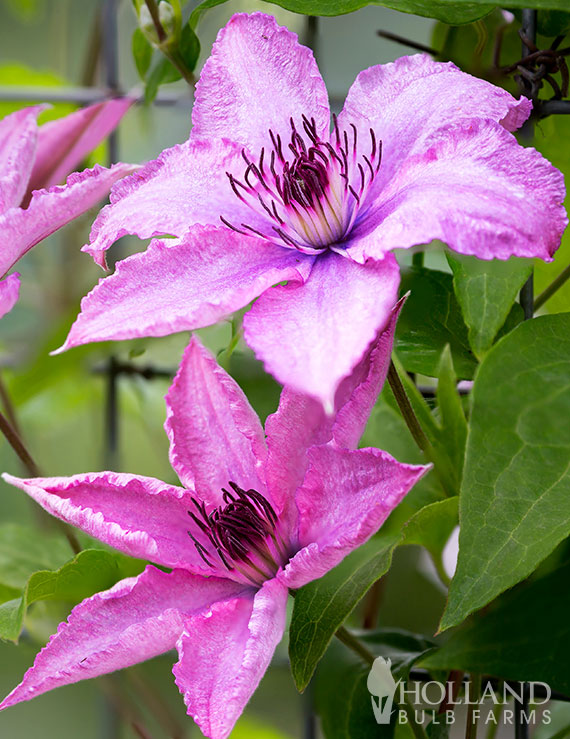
367,657,399,724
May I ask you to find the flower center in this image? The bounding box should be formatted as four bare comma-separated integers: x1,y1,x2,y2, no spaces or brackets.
221,115,382,252
187,482,288,586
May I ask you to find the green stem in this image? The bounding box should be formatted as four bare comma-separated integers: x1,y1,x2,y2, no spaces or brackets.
144,0,167,43
165,47,196,87
387,361,431,454
534,262,570,311
335,626,428,739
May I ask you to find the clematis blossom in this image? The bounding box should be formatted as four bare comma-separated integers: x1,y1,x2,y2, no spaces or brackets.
57,12,567,408
1,306,427,739
0,99,135,318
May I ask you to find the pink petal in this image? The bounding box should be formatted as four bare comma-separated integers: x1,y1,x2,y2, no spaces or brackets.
346,118,567,264
0,162,136,278
192,12,330,155
25,98,133,197
165,336,267,506
173,577,287,739
263,298,403,526
2,472,222,576
0,566,245,711
83,138,265,268
280,446,428,589
338,54,531,198
57,226,311,352
243,251,400,410
0,106,42,212
0,273,20,319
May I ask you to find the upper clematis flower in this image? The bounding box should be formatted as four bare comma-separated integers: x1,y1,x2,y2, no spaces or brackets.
0,99,135,319
1,308,427,739
57,13,567,408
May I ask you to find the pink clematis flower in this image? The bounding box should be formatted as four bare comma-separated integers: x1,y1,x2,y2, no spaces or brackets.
57,12,567,407
1,307,427,739
0,99,135,318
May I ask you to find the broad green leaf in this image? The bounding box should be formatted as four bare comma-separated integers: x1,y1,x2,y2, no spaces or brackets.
396,268,477,380
0,524,72,591
359,629,438,680
423,561,570,695
0,548,146,642
533,116,570,315
289,533,399,691
262,0,493,24
441,314,570,630
447,253,532,359
402,497,459,567
132,28,153,80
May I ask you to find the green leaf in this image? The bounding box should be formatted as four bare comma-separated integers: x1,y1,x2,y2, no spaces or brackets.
434,346,468,488
0,549,146,642
189,0,230,29
422,561,570,695
397,268,477,380
132,28,153,80
144,57,182,104
402,497,459,566
315,640,392,739
441,314,570,631
447,253,532,359
289,533,400,691
261,0,494,25
314,629,436,739
0,524,72,591
179,21,200,72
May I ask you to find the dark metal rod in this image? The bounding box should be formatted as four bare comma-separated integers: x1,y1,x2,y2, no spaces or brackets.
514,683,530,739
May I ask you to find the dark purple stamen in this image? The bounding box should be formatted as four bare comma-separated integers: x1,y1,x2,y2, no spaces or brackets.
221,116,383,251
187,483,284,584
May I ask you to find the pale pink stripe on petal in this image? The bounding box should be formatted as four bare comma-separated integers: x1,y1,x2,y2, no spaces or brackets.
0,566,245,711
0,162,136,277
2,472,220,576
192,12,330,155
57,227,312,353
0,273,20,319
26,98,133,196
280,446,427,589
173,578,288,739
165,337,267,506
243,251,400,410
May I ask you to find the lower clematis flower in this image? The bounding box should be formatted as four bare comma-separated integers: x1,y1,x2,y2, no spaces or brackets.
1,307,427,739
57,12,567,409
0,99,135,318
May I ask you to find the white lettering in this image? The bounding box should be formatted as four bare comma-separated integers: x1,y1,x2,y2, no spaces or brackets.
529,682,551,706
445,710,455,725
542,709,551,725
398,709,408,724
421,681,447,705
520,709,536,725
503,710,514,725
